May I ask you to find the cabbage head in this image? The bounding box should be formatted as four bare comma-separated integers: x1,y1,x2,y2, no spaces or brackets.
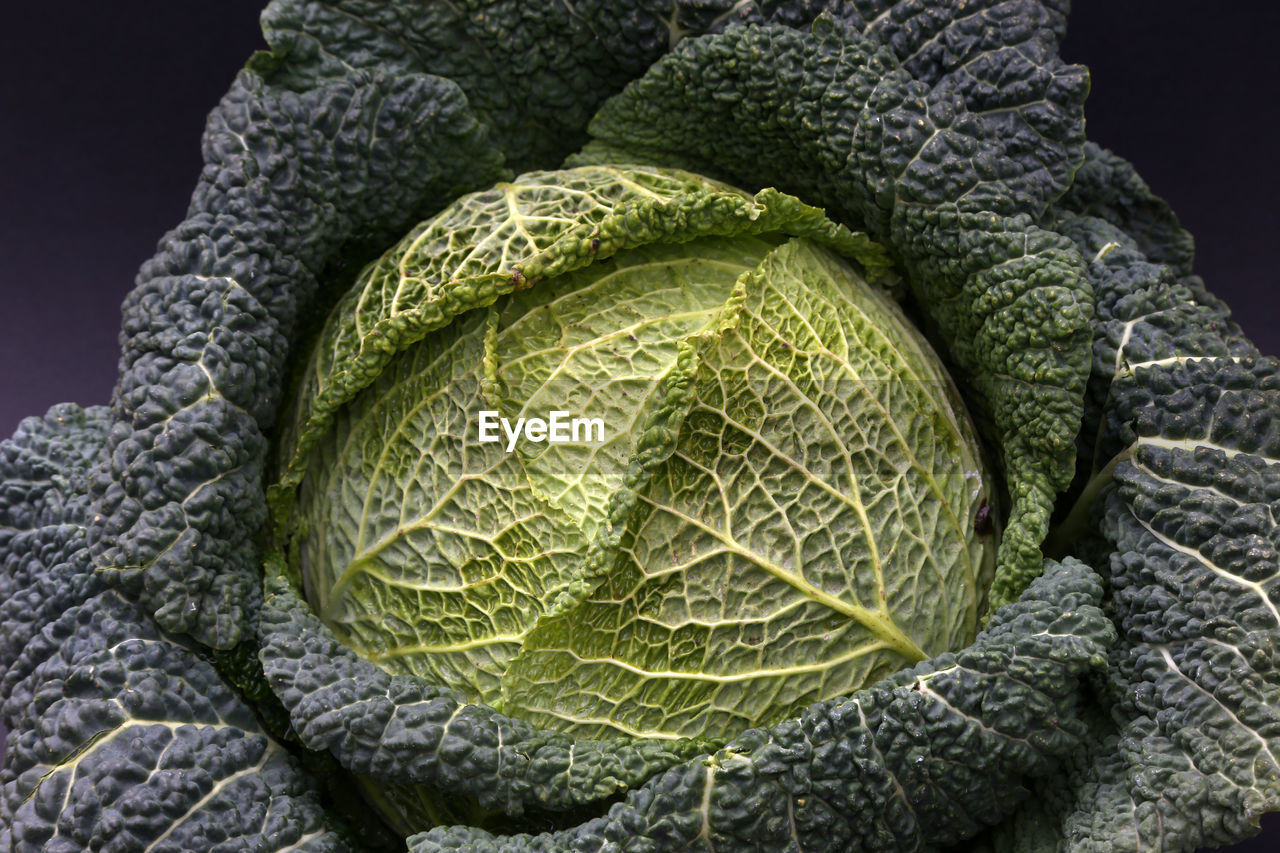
2,1,1277,852
272,165,994,751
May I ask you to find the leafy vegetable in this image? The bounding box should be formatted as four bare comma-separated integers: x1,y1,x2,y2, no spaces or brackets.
273,164,992,748
1,2,1277,852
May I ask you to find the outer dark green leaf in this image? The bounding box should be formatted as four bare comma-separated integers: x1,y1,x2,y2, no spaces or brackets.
1046,144,1256,487
2,593,344,853
252,0,775,173
1052,141,1195,278
0,405,109,679
992,149,1280,852
0,407,343,853
250,0,1080,176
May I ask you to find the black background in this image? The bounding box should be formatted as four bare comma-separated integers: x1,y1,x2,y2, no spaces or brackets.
0,2,1276,849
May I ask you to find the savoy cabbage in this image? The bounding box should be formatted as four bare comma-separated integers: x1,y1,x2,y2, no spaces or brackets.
1,2,1277,852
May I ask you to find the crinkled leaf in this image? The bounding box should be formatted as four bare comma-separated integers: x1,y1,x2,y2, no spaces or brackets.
0,408,343,853
3,592,344,853
588,14,1092,609
257,575,712,817
89,68,504,649
251,0,852,172
989,149,1280,852
504,238,992,740
1052,141,1196,278
273,165,889,517
0,406,109,681
412,559,1114,851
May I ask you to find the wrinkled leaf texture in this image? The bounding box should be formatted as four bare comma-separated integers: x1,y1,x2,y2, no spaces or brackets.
0,1,1276,852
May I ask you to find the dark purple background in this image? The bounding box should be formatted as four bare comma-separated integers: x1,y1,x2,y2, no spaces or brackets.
0,2,1276,849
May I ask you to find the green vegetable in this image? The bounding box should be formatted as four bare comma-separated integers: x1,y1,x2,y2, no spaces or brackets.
275,164,993,749
1,2,1276,853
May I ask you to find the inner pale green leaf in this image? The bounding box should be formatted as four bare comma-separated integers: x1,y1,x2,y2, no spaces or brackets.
489,235,782,536
295,236,776,704
501,239,992,739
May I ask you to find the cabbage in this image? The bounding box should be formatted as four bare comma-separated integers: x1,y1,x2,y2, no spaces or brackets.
2,2,1276,851
275,166,994,749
